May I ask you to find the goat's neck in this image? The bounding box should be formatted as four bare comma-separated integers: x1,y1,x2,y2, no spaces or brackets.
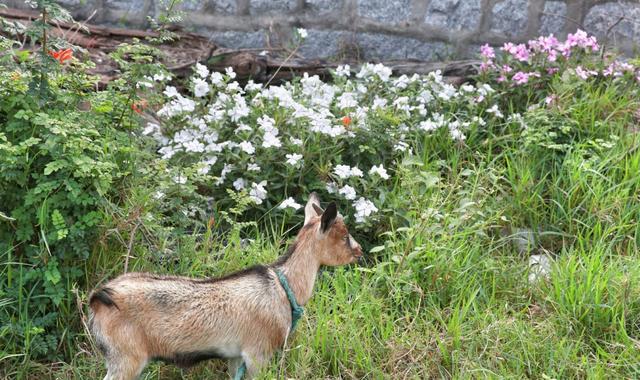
277,243,321,306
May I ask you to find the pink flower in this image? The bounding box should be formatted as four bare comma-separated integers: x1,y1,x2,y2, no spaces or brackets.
513,44,530,62
497,75,506,82
557,42,572,58
545,94,557,106
547,49,558,62
618,62,634,72
512,71,529,85
566,29,599,51
502,65,513,73
480,60,494,72
575,66,597,80
547,67,559,75
540,35,559,51
511,71,540,85
480,44,496,59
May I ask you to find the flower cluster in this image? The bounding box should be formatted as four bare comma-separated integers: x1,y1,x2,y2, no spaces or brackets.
148,59,500,225
479,30,639,88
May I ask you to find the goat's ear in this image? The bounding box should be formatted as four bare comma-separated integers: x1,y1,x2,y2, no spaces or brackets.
304,192,322,225
320,202,338,233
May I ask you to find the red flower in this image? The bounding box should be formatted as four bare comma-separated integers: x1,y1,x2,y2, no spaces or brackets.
48,48,73,64
342,115,351,127
131,99,148,114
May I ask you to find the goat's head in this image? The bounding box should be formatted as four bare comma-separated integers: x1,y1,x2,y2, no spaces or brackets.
301,193,363,266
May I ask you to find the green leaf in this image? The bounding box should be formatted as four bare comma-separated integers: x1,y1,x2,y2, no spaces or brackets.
44,160,67,175
44,266,61,285
369,245,386,253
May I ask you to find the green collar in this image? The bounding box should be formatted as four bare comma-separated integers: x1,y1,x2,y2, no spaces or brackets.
275,268,304,331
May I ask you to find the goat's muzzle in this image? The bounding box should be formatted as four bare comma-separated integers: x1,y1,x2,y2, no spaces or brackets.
352,245,363,260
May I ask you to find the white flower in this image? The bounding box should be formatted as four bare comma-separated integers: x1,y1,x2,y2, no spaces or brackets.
136,81,153,89
235,124,253,134
157,95,196,117
393,75,410,89
279,197,302,210
461,84,475,93
337,92,357,109
233,177,246,190
350,166,363,177
338,185,357,200
225,67,236,79
245,80,263,92
333,165,363,179
290,137,303,146
249,181,268,204
262,132,282,148
334,165,352,179
372,63,392,81
449,128,466,141
297,28,308,39
173,173,187,184
195,63,209,78
158,145,177,159
438,83,458,101
336,64,351,77
326,182,338,194
357,63,392,82
215,163,234,185
418,89,433,104
163,86,179,98
153,73,169,82
239,141,255,154
143,122,160,136
183,140,205,153
210,72,224,85
227,81,242,93
394,141,409,152
285,153,303,166
247,163,261,172
353,197,378,223
228,95,250,122
393,96,411,112
193,78,210,97
369,164,390,180
486,104,504,118
372,96,387,110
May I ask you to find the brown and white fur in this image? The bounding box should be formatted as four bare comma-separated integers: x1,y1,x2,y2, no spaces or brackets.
88,193,362,380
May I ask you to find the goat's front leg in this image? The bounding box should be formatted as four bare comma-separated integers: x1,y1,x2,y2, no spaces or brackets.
229,357,244,379
240,350,272,379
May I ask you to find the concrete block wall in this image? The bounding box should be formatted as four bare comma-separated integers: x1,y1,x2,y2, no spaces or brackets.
6,0,640,60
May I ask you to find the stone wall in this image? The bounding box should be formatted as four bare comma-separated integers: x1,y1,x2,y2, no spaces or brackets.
7,0,640,60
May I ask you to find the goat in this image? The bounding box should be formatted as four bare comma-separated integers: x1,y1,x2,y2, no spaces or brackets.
88,193,363,379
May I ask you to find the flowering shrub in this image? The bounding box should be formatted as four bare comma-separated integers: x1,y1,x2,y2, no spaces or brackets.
149,62,502,230
479,30,640,107
477,30,640,154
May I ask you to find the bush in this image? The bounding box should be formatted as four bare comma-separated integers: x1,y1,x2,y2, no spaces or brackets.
148,63,501,238
0,45,147,361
